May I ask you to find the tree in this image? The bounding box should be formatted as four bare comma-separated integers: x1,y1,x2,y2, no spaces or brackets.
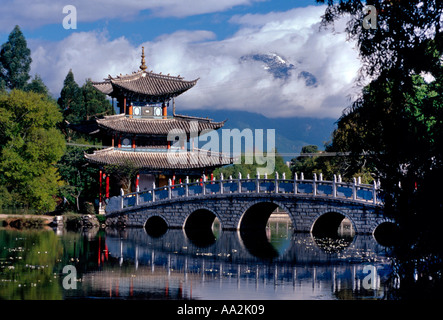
317,0,443,220
56,143,99,211
82,79,114,120
0,25,32,90
25,74,51,96
0,90,66,213
317,0,443,298
104,161,138,195
58,69,85,125
290,145,322,179
213,151,291,179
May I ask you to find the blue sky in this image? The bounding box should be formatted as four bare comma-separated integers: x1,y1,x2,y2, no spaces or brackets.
0,0,362,118
1,0,319,43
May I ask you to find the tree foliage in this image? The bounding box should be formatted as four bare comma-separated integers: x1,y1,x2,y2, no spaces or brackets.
0,90,65,212
25,74,51,96
56,143,99,211
58,69,85,125
316,0,443,244
82,79,114,119
0,25,32,90
213,151,291,179
57,70,114,142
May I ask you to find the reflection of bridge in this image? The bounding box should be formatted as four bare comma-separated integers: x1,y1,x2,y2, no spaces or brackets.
106,174,391,234
82,228,392,299
104,228,389,265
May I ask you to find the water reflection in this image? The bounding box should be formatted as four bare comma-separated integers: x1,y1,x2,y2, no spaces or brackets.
0,217,396,300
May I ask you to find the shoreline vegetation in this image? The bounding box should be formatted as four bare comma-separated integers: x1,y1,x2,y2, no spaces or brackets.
0,213,103,230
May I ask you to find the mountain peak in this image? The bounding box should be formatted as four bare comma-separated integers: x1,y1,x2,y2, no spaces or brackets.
240,52,317,86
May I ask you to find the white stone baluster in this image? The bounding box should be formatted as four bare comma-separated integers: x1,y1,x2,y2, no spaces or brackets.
168,179,172,199
120,188,124,209
313,173,317,196
152,182,156,202
275,172,279,193
238,172,242,193
219,173,223,194
352,177,357,200
294,172,298,194
256,170,260,193
333,174,337,198
136,185,140,205
372,180,377,204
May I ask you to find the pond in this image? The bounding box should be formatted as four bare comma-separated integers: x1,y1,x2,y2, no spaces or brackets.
0,216,398,301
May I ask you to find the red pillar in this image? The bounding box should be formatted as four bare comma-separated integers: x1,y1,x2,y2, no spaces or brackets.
106,174,110,199
162,102,167,118
99,170,103,203
135,173,140,190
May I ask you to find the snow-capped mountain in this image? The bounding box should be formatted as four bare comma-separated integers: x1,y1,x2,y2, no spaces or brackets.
240,53,318,87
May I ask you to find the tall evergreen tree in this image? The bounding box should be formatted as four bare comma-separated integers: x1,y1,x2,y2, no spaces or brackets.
82,79,114,119
58,69,85,124
25,74,50,97
0,25,32,90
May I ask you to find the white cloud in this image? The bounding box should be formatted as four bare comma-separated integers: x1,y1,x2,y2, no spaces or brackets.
0,0,265,32
30,30,137,95
29,5,362,119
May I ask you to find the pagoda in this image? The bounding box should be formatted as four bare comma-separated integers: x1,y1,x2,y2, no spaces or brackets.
73,47,232,207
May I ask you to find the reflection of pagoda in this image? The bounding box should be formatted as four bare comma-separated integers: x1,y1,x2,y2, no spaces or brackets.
74,47,232,206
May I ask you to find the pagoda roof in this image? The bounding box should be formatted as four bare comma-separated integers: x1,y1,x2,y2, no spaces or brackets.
95,114,226,135
92,70,198,102
85,147,232,170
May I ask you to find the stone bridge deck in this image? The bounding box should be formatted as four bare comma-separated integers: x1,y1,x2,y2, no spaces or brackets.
105,173,390,235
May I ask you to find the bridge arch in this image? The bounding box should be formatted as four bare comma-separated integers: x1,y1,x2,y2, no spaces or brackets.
372,220,399,246
237,200,294,231
183,207,221,247
311,210,356,238
144,214,168,237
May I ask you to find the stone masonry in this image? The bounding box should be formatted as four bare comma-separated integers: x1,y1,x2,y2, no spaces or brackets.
106,193,389,235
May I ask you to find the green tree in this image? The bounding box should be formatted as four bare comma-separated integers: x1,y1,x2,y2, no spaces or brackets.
82,79,114,120
0,90,66,213
104,160,138,194
317,1,443,298
56,143,99,211
0,25,32,90
317,0,443,223
58,69,85,125
214,151,291,179
25,74,50,96
290,145,321,179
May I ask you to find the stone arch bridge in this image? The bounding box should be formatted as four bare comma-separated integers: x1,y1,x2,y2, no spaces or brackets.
105,173,391,235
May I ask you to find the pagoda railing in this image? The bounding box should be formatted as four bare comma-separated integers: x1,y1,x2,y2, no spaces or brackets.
114,172,384,212
128,115,175,120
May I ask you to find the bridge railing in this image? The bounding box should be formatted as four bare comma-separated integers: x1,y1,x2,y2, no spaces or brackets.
115,172,383,211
